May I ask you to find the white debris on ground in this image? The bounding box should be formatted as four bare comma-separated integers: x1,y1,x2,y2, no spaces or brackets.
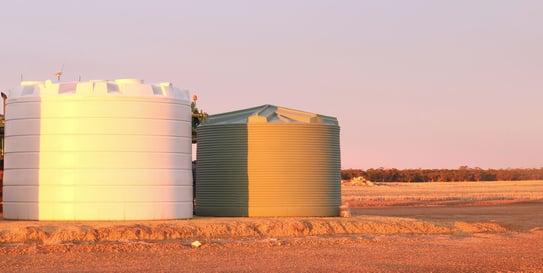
191,241,202,248
339,203,351,218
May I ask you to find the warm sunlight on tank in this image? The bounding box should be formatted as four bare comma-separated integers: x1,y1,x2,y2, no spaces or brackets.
2,79,193,220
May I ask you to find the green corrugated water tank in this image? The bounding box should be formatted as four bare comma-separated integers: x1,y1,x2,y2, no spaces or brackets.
195,105,341,217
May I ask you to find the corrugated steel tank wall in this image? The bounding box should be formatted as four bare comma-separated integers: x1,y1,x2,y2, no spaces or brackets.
195,105,341,217
195,124,249,216
247,123,340,216
3,79,193,220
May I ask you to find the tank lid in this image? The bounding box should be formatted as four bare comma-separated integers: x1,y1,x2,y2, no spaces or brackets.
202,104,338,125
8,79,189,101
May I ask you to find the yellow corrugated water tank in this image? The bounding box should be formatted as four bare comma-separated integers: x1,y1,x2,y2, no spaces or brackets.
2,79,193,220
195,105,341,217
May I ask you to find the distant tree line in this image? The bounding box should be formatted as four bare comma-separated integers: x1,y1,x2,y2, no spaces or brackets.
341,166,543,182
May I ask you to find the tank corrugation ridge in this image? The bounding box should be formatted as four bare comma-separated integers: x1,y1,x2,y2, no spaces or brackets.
195,124,249,216
247,124,340,216
195,120,341,217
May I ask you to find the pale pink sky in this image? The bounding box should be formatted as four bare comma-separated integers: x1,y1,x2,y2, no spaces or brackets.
1,1,542,169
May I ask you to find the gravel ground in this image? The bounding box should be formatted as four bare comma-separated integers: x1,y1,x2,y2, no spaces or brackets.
1,232,542,272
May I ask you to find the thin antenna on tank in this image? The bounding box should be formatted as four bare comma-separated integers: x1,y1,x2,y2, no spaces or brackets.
1,92,7,116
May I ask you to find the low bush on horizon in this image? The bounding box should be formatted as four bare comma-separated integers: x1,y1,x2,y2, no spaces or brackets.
342,167,543,183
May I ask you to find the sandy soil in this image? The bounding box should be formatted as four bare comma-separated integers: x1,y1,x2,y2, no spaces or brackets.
1,231,542,273
1,200,542,272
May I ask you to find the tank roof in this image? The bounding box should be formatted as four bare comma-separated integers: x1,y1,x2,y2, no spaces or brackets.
9,79,189,100
202,104,338,125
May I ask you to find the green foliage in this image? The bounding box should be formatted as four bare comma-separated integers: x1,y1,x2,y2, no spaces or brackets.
191,98,207,143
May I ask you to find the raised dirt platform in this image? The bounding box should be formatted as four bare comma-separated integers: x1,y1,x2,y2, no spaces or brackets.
1,200,541,245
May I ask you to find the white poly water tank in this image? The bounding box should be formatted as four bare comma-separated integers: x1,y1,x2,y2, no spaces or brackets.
3,79,193,220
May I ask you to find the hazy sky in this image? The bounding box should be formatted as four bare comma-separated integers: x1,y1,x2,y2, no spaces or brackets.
1,1,542,169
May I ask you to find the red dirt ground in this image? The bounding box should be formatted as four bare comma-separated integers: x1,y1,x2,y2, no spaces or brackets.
1,200,542,272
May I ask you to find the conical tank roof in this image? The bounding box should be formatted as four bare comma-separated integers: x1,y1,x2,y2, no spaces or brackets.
201,104,338,125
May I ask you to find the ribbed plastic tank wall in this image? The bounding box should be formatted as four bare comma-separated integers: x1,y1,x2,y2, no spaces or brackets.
195,105,341,217
3,79,193,220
